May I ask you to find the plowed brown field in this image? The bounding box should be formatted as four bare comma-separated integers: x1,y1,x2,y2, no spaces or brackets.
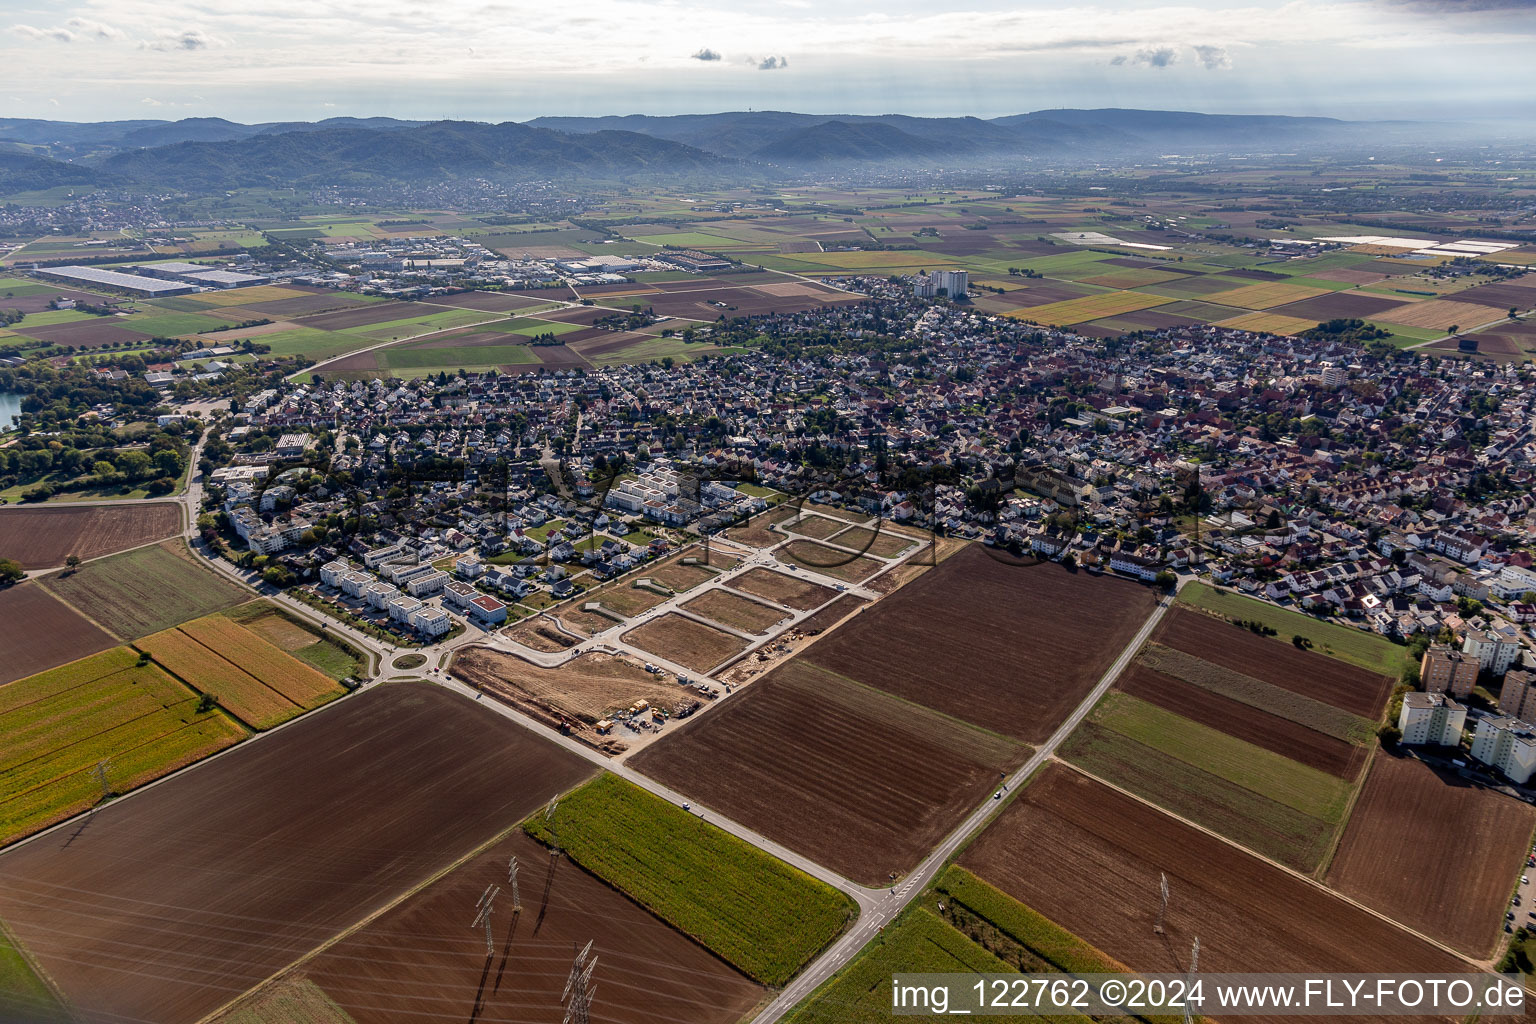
0,503,181,569
630,659,1026,884
1328,751,1536,957
0,583,115,685
962,765,1470,1024
805,547,1157,742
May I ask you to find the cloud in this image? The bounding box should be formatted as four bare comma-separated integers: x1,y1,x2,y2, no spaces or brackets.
11,23,75,43
140,96,163,106
1193,44,1232,69
141,28,217,52
758,54,788,70
1113,45,1178,67
691,47,721,61
66,18,124,41
1378,0,1535,9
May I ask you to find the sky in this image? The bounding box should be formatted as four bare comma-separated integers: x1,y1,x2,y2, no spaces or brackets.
1,0,1534,124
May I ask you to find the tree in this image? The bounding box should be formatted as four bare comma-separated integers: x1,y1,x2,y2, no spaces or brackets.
64,553,80,572
1291,634,1313,650
0,558,23,585
195,692,220,714
1377,723,1402,748
1154,570,1177,591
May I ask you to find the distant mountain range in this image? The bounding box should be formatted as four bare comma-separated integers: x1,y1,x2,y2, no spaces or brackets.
0,108,1449,193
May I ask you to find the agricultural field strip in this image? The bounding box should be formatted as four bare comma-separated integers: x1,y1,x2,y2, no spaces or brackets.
746,591,1174,1024
136,627,300,729
1138,643,1374,743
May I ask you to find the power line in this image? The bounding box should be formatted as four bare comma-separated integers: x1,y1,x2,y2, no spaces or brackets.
471,884,500,957
561,940,597,1024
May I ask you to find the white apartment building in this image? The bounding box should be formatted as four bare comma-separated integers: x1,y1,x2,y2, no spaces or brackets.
405,570,449,597
388,595,423,624
1470,716,1536,784
1464,625,1524,676
1397,692,1466,747
411,606,452,637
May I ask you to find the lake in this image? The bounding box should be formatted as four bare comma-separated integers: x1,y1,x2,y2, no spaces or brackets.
0,392,19,431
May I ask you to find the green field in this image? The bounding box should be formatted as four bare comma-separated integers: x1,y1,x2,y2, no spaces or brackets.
1178,582,1409,677
14,309,96,328
0,647,247,845
522,773,855,986
120,312,243,337
1061,721,1337,872
41,541,250,640
1090,692,1352,820
254,328,378,361
224,602,367,679
353,308,502,341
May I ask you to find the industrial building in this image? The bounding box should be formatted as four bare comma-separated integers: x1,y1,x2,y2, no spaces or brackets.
33,265,194,297
131,263,270,289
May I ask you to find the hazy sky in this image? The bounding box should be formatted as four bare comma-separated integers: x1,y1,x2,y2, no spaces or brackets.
2,0,1534,123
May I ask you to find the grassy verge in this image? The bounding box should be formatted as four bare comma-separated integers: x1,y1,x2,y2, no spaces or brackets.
521,773,855,987
1178,582,1407,677
0,921,69,1023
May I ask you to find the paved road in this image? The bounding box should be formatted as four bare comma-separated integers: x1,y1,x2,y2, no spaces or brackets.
748,588,1176,1022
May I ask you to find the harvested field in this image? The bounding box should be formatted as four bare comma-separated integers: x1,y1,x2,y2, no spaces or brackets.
0,584,115,685
1204,281,1330,310
622,613,751,673
223,602,363,680
1214,311,1319,335
631,659,1027,883
1375,298,1500,330
176,615,342,708
828,525,917,558
805,547,1156,742
1120,662,1367,778
137,626,301,730
285,830,763,1024
729,567,837,610
0,502,180,569
683,589,789,635
295,301,421,330
1328,751,1536,957
1006,289,1171,326
454,646,679,727
962,765,1469,1024
777,540,885,582
0,684,594,1024
1155,607,1393,719
0,647,246,846
41,541,249,640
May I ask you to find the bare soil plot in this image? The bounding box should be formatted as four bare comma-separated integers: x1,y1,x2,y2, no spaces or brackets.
0,684,594,1024
295,301,421,330
1375,298,1500,331
533,344,591,367
1154,607,1393,719
557,603,620,636
590,579,672,617
0,502,180,569
622,613,750,673
723,504,798,547
1451,282,1536,310
1089,309,1202,331
783,514,846,540
777,540,885,582
1327,751,1536,957
1138,274,1255,298
650,551,728,592
1312,267,1392,284
806,547,1156,743
504,616,577,652
631,659,1027,884
683,589,789,635
282,829,763,1024
1221,267,1289,281
14,320,152,348
1119,663,1365,778
729,567,837,610
961,765,1469,1024
454,646,682,728
428,290,545,311
1269,291,1411,319
0,584,116,685
533,305,615,325
828,525,916,558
